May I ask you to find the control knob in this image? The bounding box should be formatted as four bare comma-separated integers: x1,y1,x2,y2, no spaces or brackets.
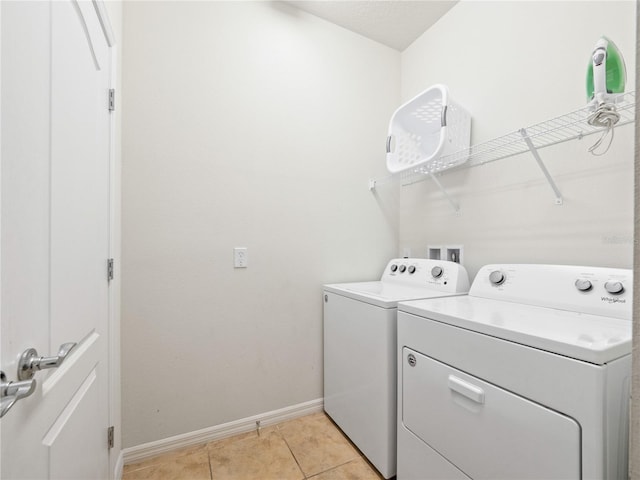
399,265,407,273
574,279,593,292
604,281,624,295
390,264,398,272
408,265,416,274
431,266,443,278
489,270,506,285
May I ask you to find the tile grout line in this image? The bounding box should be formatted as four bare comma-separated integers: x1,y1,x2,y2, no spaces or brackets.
207,444,214,480
304,458,360,479
277,426,308,480
277,421,364,480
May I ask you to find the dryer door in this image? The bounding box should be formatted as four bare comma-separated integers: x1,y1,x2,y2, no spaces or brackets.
401,348,580,480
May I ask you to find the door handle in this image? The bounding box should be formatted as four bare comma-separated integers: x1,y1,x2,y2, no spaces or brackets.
17,342,77,381
0,371,36,418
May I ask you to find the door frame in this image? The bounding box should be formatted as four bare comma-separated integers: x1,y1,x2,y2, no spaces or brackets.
92,1,122,478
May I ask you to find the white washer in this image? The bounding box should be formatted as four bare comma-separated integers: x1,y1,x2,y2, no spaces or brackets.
397,264,632,480
323,258,470,479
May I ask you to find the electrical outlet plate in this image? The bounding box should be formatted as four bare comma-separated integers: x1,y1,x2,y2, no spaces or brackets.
234,247,248,268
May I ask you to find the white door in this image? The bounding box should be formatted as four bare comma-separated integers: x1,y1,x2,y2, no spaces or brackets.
1,1,114,478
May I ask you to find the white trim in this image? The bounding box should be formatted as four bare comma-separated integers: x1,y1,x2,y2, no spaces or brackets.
103,5,121,477
114,451,124,480
122,398,324,464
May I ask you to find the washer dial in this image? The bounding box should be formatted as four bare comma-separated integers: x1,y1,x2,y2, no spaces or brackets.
574,279,593,292
489,270,506,285
431,266,443,278
604,281,624,295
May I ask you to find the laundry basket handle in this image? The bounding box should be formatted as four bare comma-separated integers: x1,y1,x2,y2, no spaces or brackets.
441,105,448,127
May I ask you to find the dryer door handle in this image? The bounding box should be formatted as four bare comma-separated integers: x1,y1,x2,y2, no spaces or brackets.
448,375,485,404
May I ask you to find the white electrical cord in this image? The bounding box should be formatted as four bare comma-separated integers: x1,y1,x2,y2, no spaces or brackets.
587,102,620,156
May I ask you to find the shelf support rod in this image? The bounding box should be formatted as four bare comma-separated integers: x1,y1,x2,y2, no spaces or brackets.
519,128,563,205
429,173,460,212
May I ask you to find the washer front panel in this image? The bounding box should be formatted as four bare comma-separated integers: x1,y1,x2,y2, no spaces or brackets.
323,291,397,478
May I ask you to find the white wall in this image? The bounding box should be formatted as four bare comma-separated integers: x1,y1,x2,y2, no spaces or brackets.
122,0,636,451
121,1,399,448
399,1,636,279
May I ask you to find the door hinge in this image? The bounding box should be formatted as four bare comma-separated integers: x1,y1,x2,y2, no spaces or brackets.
107,426,115,449
108,89,115,112
107,258,114,282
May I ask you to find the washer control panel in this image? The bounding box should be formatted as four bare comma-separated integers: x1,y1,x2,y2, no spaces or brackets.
383,258,470,293
471,264,632,320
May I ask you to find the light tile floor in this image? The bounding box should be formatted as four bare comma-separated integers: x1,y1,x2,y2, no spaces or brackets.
123,412,385,480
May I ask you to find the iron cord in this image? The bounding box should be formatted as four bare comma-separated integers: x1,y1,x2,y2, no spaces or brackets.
587,102,620,155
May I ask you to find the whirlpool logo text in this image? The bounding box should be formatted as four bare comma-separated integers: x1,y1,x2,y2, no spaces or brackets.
601,296,626,304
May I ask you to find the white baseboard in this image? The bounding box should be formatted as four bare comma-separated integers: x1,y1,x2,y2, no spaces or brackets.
122,398,324,465
114,451,124,480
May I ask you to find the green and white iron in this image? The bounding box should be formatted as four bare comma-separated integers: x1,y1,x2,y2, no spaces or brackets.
586,36,626,107
585,36,627,155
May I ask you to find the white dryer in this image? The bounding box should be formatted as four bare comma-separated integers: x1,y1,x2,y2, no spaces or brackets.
397,264,632,480
324,258,470,479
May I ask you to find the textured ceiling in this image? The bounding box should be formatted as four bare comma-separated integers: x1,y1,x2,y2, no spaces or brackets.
285,1,458,51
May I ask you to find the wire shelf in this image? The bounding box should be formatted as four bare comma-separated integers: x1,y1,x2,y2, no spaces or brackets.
464,90,635,168
372,91,635,191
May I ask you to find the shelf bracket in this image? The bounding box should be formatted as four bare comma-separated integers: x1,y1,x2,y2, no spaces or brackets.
429,173,460,212
519,128,563,205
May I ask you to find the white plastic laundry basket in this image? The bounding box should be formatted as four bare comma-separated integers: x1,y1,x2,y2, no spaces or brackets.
386,85,471,174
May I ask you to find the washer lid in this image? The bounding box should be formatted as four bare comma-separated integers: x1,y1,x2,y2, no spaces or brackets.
324,281,464,309
399,296,631,364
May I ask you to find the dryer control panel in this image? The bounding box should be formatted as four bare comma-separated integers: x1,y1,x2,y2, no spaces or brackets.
471,264,632,320
384,258,470,294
